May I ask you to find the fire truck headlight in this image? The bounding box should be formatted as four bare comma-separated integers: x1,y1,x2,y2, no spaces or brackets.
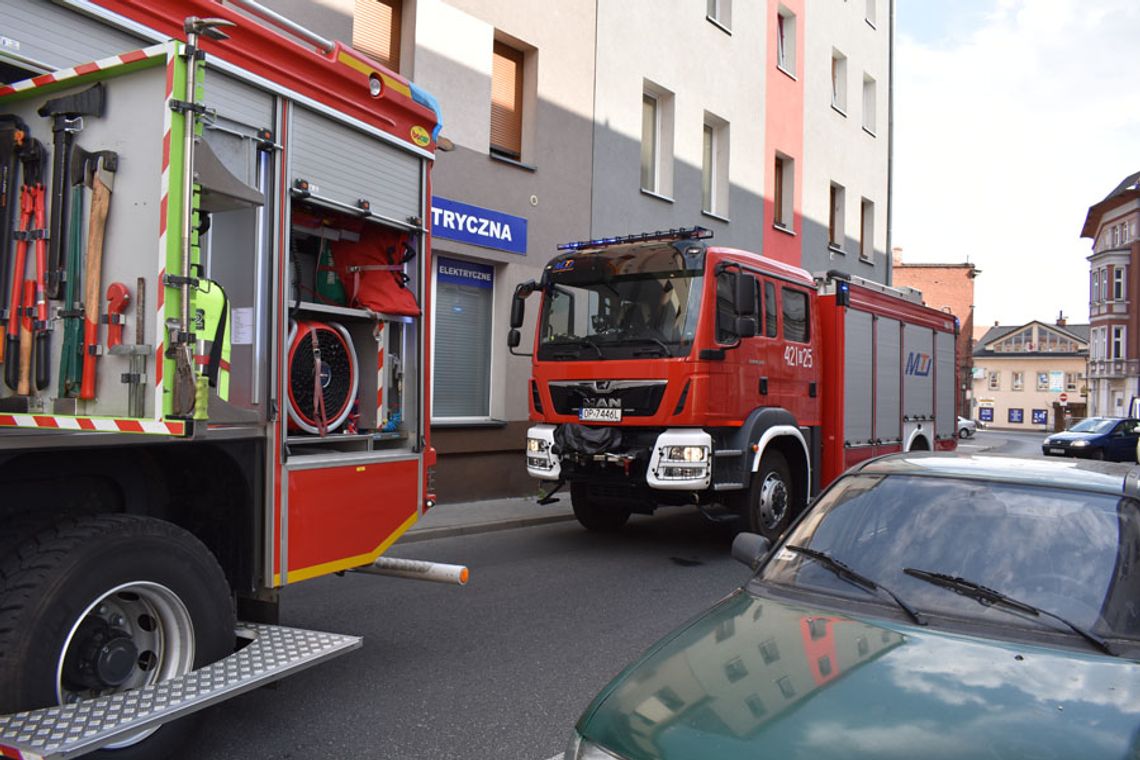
665,445,709,462
527,437,548,453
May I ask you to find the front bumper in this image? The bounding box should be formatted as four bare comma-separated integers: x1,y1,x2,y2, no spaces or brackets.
525,425,713,491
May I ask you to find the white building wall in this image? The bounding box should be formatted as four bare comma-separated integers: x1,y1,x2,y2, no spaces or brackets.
802,0,890,280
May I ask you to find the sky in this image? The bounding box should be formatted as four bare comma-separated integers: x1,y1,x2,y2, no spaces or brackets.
893,0,1140,329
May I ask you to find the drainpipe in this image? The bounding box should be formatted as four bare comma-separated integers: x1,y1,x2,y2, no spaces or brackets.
886,0,895,286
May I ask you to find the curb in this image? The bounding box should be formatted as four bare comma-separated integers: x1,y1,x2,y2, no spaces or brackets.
401,513,577,544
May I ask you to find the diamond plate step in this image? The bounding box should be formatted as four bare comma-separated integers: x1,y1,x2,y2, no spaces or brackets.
0,624,361,760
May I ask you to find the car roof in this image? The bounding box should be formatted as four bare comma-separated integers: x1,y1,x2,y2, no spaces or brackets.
851,452,1140,498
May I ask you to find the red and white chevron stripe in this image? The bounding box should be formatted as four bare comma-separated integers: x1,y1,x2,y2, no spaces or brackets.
0,43,169,97
0,414,185,436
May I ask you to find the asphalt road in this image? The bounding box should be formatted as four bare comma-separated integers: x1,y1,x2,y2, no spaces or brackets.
958,428,1050,458
186,510,746,760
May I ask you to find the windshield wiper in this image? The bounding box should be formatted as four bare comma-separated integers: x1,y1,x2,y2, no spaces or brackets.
548,338,604,358
903,568,1115,656
621,336,671,356
786,545,926,626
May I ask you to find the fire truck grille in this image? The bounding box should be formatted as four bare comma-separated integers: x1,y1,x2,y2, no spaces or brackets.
549,381,667,417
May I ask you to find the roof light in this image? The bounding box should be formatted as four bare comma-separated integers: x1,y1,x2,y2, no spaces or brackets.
557,226,713,251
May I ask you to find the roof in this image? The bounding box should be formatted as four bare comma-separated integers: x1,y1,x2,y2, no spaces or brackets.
853,452,1139,498
972,321,1089,357
1081,170,1140,238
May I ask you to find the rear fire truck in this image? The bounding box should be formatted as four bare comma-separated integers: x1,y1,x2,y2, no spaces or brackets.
511,228,958,535
0,2,458,758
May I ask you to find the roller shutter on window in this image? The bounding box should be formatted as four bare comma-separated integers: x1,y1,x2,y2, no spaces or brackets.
353,0,401,71
490,41,524,158
433,259,493,418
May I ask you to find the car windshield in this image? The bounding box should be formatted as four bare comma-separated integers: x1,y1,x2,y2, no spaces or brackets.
536,244,703,360
1069,418,1118,434
756,473,1140,642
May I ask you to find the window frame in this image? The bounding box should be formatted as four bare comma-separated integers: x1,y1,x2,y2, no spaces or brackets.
352,0,402,73
859,198,874,261
707,0,732,31
862,73,877,134
702,113,730,218
829,182,845,249
490,39,526,161
1011,371,1024,391
640,80,675,199
831,50,847,113
641,92,659,193
781,286,810,343
430,256,497,422
1115,267,1126,301
776,7,797,77
988,371,1000,391
773,153,794,231
1112,325,1125,359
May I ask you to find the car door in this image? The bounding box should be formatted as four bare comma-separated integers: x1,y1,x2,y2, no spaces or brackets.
1114,419,1140,461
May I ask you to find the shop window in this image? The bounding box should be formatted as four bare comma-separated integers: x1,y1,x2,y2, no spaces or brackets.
1008,408,1024,424
979,407,994,422
433,257,494,418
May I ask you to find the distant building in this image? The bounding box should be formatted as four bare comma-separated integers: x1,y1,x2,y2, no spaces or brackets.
891,248,978,416
971,319,1088,429
1081,171,1140,417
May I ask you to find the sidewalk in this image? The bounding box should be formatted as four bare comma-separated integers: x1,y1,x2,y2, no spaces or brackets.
402,493,575,543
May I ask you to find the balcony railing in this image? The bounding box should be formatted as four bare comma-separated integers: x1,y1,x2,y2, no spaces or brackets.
1087,358,1140,379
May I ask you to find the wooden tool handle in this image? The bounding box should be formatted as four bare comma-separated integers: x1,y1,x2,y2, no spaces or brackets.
79,175,111,400
17,281,33,395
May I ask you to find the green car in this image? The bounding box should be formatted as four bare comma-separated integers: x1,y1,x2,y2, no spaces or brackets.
568,454,1140,760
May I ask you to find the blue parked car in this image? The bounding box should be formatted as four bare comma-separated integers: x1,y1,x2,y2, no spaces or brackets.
1042,417,1140,462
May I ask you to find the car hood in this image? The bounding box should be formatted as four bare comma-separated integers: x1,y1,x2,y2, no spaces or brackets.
1046,431,1101,444
577,591,1140,760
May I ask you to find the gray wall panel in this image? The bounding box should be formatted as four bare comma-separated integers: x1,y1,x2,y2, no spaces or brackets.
290,106,421,223
202,70,275,132
935,330,956,436
844,310,873,444
875,317,901,442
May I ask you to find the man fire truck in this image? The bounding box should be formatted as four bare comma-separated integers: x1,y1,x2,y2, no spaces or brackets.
0,2,460,758
510,227,957,536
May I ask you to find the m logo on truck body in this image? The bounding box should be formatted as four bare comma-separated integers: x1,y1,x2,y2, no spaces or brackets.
905,352,932,377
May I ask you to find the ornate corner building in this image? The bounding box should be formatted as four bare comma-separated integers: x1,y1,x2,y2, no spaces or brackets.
1082,172,1140,417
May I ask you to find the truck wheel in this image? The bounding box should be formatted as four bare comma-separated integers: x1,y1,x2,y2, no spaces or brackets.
0,514,235,759
746,452,796,540
570,482,631,532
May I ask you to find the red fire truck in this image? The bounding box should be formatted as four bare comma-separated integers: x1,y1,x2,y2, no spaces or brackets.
0,2,460,758
511,228,958,536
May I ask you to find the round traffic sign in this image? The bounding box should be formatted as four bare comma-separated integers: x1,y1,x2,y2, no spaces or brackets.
1059,392,1068,402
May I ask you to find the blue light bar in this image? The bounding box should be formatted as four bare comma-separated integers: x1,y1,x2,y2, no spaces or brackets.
556,226,713,251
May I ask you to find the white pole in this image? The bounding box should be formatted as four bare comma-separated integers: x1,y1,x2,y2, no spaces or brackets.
354,557,469,586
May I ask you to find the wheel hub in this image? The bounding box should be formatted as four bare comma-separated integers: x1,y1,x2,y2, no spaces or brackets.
64,618,139,690
758,473,789,529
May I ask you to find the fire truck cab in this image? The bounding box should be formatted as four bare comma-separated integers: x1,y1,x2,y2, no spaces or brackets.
512,227,958,536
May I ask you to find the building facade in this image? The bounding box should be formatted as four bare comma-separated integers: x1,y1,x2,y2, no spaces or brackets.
1081,171,1140,418
259,0,894,500
891,249,979,417
971,320,1088,430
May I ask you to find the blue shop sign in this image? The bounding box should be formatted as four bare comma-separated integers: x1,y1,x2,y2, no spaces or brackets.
438,257,494,289
431,197,527,255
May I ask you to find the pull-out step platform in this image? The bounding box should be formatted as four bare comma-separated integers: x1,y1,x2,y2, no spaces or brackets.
0,624,361,760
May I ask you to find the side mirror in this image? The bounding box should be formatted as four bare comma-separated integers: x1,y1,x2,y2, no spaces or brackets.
511,280,537,329
507,329,521,348
736,316,757,338
735,273,757,317
732,532,772,570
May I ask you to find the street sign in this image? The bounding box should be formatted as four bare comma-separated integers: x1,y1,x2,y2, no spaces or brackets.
1059,392,1068,403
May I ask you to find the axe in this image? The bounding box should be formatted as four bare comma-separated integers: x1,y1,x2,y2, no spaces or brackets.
79,150,117,400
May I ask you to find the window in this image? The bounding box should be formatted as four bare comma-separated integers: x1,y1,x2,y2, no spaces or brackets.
831,50,847,112
1092,270,1100,303
979,407,994,422
1115,267,1126,300
353,0,401,72
1114,225,1120,246
866,0,877,26
829,182,845,248
782,287,809,342
1011,371,1024,391
1008,408,1024,424
641,81,674,196
776,7,797,75
707,0,731,29
988,371,1000,391
1102,269,1109,301
702,113,730,217
716,271,738,344
1065,372,1080,392
1036,372,1049,391
724,657,748,683
860,198,874,260
862,73,877,133
1113,326,1125,359
490,41,524,160
433,257,494,418
764,282,777,338
773,154,794,229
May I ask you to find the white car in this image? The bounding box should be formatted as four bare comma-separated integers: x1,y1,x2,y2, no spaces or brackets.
957,416,978,439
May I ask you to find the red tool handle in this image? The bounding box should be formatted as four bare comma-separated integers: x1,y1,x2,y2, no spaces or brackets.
105,282,129,349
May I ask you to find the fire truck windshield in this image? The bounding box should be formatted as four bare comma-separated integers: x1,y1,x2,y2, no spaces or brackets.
537,246,704,361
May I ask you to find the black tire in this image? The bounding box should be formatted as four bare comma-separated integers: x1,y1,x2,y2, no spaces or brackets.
744,451,797,541
1090,448,1105,461
570,481,631,532
958,428,970,439
0,514,235,760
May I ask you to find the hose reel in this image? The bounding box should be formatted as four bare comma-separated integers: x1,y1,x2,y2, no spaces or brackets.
286,320,358,435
